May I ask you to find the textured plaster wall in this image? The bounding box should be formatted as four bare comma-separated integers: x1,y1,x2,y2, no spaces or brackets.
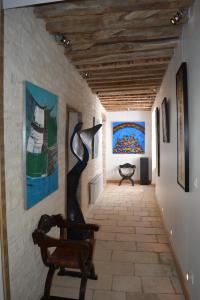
4,7,104,300
152,1,200,298
106,111,152,181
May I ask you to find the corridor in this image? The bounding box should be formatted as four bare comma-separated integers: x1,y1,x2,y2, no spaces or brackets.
52,184,184,300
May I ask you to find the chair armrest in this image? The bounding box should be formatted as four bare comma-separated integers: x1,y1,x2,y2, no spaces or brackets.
32,229,90,249
54,215,100,232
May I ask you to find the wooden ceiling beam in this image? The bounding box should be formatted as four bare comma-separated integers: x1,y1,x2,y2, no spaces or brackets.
82,64,168,75
76,57,171,71
45,10,187,34
87,75,163,83
67,39,177,60
72,49,174,65
35,0,193,18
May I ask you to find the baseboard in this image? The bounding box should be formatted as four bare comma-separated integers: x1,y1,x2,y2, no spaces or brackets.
156,199,191,300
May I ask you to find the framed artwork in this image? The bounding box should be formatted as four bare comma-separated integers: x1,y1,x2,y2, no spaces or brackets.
24,82,58,209
176,62,189,192
92,117,100,159
112,122,145,154
155,107,160,177
161,97,170,143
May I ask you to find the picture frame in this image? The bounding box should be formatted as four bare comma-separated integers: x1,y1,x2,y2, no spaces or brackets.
155,107,160,177
24,81,58,209
176,62,189,192
161,97,170,143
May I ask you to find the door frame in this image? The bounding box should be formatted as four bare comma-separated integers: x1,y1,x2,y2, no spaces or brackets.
0,3,11,300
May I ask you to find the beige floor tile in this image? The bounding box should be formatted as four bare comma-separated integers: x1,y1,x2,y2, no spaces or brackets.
170,277,183,294
94,248,112,261
157,235,169,244
93,290,126,300
112,275,142,292
87,274,112,290
94,260,134,275
126,293,159,300
118,221,151,227
51,286,93,300
159,253,175,265
96,240,136,251
136,227,165,235
96,231,116,241
137,242,170,253
158,295,185,300
142,277,174,294
116,233,157,243
135,263,172,277
112,250,159,264
101,225,135,233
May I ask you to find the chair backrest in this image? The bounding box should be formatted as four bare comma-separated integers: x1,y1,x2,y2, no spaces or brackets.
119,163,136,169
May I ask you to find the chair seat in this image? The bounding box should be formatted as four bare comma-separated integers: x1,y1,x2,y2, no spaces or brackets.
48,246,89,269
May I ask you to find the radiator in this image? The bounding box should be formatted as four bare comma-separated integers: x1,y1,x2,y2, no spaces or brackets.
89,174,103,204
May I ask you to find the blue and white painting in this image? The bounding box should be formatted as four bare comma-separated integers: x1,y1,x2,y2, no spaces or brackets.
25,82,58,209
113,122,145,154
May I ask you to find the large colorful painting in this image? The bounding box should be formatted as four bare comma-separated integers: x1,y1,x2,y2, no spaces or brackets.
176,62,189,192
25,82,58,209
113,122,145,154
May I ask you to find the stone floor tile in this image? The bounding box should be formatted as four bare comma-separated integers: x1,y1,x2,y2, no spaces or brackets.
87,274,112,290
96,240,136,251
101,225,135,233
136,227,165,235
158,295,185,300
170,277,183,294
157,235,169,244
112,250,159,264
51,286,93,300
96,232,116,241
93,290,126,300
112,275,141,292
135,263,172,277
118,221,151,227
126,293,159,300
137,242,170,253
142,217,161,222
94,248,112,261
159,253,174,265
94,260,134,275
116,233,157,243
142,277,174,294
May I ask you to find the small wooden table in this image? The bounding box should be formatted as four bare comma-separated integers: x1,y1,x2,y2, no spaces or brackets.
118,163,136,186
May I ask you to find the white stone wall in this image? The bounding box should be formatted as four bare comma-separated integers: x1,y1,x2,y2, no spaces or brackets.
4,7,104,300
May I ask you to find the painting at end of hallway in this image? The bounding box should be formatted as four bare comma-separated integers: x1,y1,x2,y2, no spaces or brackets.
25,82,58,209
112,122,145,154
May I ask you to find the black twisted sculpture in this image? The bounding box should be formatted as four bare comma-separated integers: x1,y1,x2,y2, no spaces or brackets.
67,122,102,240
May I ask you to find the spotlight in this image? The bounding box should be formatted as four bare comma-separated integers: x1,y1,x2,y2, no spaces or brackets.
170,10,187,25
55,34,71,48
81,72,89,79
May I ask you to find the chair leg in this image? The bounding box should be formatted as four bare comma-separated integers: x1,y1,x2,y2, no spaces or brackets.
43,266,56,299
79,275,88,300
88,263,98,280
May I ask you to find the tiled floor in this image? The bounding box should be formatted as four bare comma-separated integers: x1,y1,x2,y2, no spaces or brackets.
51,184,185,300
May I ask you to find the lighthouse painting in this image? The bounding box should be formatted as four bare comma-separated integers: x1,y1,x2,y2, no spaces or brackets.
25,82,58,209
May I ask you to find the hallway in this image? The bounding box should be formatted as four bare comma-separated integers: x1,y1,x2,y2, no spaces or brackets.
51,184,184,300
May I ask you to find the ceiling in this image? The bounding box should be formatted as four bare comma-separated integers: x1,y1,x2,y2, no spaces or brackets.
34,0,194,111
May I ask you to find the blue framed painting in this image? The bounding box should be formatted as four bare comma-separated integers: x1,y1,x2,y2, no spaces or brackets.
24,82,58,209
113,122,145,154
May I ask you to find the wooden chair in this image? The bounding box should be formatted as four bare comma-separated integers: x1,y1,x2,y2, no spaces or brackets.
32,214,99,300
118,163,136,186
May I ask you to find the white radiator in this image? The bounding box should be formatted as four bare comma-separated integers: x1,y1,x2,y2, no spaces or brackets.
89,174,103,204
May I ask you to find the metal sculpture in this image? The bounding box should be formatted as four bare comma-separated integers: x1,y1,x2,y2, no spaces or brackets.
67,122,102,240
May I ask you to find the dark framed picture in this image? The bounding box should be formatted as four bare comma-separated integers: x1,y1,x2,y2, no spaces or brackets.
176,62,189,192
161,98,170,143
155,107,160,177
